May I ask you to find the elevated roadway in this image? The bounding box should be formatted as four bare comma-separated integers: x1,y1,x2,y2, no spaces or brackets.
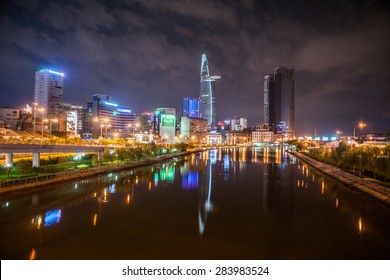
0,144,105,167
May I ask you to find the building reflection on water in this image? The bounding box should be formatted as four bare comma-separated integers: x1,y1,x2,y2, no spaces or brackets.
24,147,368,238
2,147,387,259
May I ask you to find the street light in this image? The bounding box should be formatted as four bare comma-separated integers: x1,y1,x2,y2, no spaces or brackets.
94,117,111,143
353,121,366,140
32,102,38,138
102,118,110,138
39,108,45,145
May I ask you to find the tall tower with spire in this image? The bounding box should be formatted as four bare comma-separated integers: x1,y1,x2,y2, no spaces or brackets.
199,54,220,130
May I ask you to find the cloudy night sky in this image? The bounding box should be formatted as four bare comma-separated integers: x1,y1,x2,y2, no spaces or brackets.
0,0,389,136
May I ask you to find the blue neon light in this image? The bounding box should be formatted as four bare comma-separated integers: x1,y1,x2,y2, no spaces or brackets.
104,102,118,107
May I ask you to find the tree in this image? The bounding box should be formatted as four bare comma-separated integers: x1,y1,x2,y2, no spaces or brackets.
138,115,150,132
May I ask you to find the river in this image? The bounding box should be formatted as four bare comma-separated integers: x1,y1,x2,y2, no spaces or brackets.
1,147,389,259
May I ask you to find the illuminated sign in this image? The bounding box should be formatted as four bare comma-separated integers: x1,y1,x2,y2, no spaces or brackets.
104,102,118,107
48,70,64,76
39,69,64,76
67,111,77,133
117,108,131,113
161,114,175,127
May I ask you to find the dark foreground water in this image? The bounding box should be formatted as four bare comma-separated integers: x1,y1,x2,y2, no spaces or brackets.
1,147,390,260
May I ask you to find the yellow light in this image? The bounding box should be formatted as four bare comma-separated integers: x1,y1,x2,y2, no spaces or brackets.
148,182,152,190
93,214,97,226
358,217,363,234
102,189,108,203
126,194,131,205
335,198,339,208
36,216,43,229
29,248,37,260
321,181,325,194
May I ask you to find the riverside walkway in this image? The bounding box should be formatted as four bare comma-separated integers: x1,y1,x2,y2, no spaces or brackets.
289,151,390,206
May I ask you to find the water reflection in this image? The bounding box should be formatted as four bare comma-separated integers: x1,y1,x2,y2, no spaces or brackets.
31,209,62,229
29,248,36,260
0,147,389,259
198,150,215,236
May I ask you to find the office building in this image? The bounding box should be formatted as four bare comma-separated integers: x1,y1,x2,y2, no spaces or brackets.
33,69,64,118
153,108,176,142
182,97,200,118
264,66,295,140
230,117,248,131
180,116,208,141
199,54,220,130
89,94,136,138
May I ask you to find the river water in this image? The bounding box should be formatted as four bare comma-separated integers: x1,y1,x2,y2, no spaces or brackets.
0,147,389,259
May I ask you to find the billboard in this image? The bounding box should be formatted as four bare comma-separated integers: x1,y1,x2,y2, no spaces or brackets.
161,114,175,127
67,111,77,134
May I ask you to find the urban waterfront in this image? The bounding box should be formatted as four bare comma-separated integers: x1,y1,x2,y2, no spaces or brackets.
0,147,389,260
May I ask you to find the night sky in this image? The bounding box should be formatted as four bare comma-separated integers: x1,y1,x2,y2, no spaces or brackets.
0,0,389,136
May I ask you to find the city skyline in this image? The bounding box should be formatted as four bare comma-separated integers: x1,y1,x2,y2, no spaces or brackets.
0,0,389,136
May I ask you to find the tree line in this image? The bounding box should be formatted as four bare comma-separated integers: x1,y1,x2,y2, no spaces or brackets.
305,142,390,181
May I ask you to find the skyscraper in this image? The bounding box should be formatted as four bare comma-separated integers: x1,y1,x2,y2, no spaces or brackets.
199,54,220,130
33,69,64,118
182,97,200,118
264,66,295,139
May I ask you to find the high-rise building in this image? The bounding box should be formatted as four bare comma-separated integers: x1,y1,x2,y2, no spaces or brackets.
33,69,64,118
264,66,295,139
199,54,220,130
182,97,200,118
230,117,248,131
153,107,176,142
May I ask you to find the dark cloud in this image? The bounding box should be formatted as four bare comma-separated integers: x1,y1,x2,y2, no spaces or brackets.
0,0,389,136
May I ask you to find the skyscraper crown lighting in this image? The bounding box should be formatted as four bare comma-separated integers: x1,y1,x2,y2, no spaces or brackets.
199,54,220,130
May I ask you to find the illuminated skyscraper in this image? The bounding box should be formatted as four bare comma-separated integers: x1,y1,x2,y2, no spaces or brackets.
264,66,295,139
33,69,64,117
199,54,220,130
182,97,200,118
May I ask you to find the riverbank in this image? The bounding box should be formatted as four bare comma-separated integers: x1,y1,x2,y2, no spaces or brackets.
0,148,209,200
289,151,390,206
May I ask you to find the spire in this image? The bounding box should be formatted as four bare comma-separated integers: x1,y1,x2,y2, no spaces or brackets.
200,53,210,79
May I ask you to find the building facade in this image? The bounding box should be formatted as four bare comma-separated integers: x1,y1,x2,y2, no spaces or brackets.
226,131,251,145
264,66,295,140
182,97,200,118
0,108,20,129
199,54,220,130
180,116,208,141
33,69,64,118
252,130,274,143
90,94,136,138
230,117,248,131
154,108,176,142
206,132,223,145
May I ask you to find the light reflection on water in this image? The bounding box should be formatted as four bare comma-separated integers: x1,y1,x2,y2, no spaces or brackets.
0,147,389,259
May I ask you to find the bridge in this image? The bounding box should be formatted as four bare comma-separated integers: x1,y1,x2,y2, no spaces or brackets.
0,144,105,167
